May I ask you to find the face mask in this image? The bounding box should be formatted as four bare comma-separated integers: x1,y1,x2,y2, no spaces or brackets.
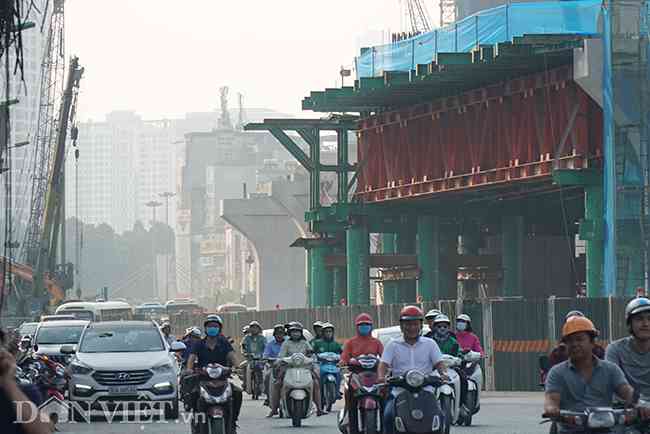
456,321,467,331
358,324,372,336
290,331,301,340
434,325,450,339
206,327,220,337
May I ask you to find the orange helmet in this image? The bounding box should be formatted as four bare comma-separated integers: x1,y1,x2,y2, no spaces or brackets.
561,316,599,341
355,313,373,326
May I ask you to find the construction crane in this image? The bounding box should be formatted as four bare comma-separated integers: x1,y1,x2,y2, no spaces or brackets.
400,0,431,34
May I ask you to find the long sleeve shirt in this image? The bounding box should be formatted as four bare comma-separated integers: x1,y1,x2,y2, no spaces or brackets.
340,335,384,365
455,331,484,355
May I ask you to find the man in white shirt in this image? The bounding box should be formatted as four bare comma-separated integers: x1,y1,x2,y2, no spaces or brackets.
378,306,446,434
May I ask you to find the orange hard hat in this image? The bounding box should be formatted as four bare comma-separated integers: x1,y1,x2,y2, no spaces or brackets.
561,316,599,341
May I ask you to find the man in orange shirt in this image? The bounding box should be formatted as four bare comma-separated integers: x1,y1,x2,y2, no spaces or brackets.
341,313,384,365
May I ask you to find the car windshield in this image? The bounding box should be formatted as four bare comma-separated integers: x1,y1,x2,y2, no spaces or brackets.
19,323,38,336
36,326,85,344
79,326,164,353
67,311,94,321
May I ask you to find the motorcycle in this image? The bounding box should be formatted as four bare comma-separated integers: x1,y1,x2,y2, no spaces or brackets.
243,355,265,400
385,369,446,434
431,354,462,433
317,352,341,412
542,407,647,434
278,352,315,427
188,363,235,434
337,354,382,434
33,354,67,402
456,351,483,426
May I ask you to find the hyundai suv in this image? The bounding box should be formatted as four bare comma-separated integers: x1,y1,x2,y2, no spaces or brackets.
64,321,183,419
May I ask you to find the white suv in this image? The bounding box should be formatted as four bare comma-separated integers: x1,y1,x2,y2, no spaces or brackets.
63,320,184,419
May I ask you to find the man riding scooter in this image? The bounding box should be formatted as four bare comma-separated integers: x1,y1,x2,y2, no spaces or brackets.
267,322,326,417
311,321,325,344
378,306,447,434
263,324,286,405
241,321,266,395
312,322,343,406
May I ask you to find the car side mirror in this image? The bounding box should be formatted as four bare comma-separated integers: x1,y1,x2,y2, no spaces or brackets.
32,344,38,352
60,345,76,355
170,341,186,352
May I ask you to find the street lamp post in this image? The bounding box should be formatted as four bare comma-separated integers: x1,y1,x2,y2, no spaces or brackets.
159,192,175,302
145,200,162,299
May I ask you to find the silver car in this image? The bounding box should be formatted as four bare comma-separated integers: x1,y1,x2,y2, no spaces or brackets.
34,320,89,365
64,321,184,419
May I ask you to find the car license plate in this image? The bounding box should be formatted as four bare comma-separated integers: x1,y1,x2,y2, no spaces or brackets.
108,385,137,394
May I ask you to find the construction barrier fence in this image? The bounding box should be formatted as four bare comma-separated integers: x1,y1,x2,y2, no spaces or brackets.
170,296,638,391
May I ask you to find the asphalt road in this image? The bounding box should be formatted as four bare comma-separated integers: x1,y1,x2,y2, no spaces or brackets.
57,392,547,434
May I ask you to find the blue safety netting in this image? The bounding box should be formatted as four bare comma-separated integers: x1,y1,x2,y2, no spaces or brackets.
356,0,602,78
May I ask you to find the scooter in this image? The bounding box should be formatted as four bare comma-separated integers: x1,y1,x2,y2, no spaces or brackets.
385,369,446,434
456,351,482,426
317,352,341,412
542,407,647,434
279,353,315,427
337,354,382,434
190,363,235,434
431,355,461,434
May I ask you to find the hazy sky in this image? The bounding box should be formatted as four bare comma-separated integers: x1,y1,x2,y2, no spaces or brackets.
64,0,415,121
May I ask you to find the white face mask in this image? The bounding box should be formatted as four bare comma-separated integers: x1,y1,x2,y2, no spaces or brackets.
456,321,467,331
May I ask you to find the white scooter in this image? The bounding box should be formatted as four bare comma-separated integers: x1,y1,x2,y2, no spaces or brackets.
432,354,462,434
457,351,483,426
278,353,315,427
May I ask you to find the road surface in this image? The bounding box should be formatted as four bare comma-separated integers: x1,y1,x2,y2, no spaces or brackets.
57,392,547,434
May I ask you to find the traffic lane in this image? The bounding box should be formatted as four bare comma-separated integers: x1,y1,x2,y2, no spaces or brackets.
58,392,547,434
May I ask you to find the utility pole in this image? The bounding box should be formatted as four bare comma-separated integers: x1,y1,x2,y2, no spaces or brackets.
145,200,162,300
159,192,175,302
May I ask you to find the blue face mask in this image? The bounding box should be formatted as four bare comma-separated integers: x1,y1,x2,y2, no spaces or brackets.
206,327,220,337
456,321,467,332
358,324,372,336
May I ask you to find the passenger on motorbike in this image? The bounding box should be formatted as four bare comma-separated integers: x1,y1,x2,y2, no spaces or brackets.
263,324,286,405
161,322,176,346
182,328,202,366
544,315,639,431
606,297,650,401
341,313,384,431
186,314,243,432
267,322,325,417
241,321,266,392
378,306,446,434
427,315,461,356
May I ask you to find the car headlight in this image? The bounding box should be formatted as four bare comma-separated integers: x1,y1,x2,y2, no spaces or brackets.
70,362,93,375
405,370,425,388
151,363,174,374
587,411,615,429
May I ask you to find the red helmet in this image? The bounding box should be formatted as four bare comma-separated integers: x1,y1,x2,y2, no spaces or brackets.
399,305,424,322
355,313,373,326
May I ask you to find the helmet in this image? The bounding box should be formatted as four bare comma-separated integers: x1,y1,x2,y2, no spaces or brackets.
565,310,585,320
561,316,599,341
189,327,202,338
161,321,170,329
288,322,304,332
321,322,334,330
433,314,451,325
273,323,285,333
355,313,373,326
457,314,471,323
425,309,441,320
399,306,424,322
626,297,650,323
249,321,262,329
204,314,223,327
313,321,324,329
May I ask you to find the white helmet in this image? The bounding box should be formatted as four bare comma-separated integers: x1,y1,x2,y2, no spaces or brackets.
425,309,441,320
457,314,471,323
433,314,451,325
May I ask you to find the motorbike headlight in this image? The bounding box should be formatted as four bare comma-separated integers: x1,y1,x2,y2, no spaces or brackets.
290,353,305,366
405,370,425,388
587,411,615,429
206,366,223,379
151,363,174,374
70,362,93,375
200,385,232,404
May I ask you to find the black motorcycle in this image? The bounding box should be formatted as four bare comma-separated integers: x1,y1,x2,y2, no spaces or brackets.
386,370,446,434
183,364,235,434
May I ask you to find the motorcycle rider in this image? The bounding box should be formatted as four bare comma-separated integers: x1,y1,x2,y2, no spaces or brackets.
428,314,461,356
161,322,176,346
181,328,202,366
312,321,325,344
241,321,266,393
312,322,343,399
263,324,286,405
341,313,384,432
455,314,484,354
378,306,446,434
606,297,650,400
544,315,639,427
267,322,326,417
186,314,242,432
425,309,442,333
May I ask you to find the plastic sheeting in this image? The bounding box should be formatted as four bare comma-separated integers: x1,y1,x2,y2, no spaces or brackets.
356,0,602,78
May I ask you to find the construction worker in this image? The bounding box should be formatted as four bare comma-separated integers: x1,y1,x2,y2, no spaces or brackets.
544,315,639,426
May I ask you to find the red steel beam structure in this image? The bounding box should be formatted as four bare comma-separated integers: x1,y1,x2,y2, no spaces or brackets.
355,66,603,203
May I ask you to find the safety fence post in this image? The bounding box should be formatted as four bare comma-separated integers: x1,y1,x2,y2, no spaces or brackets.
547,296,557,344
481,298,495,391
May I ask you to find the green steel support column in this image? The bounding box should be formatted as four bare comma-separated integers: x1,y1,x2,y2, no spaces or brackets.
381,233,399,304
332,247,347,305
459,220,480,298
346,222,370,305
307,248,313,305
396,221,417,302
584,185,604,296
310,245,333,307
417,215,435,301
502,215,524,296
430,217,457,299
309,130,321,210
337,129,349,204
